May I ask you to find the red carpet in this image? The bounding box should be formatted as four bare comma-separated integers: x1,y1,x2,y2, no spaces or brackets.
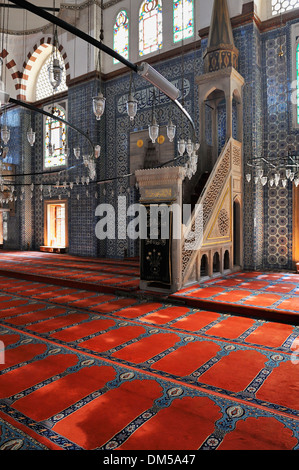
0,253,298,450
172,271,299,324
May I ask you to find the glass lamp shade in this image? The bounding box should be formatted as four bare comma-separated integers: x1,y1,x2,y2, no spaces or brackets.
27,128,36,146
1,125,10,145
286,169,292,179
246,173,251,183
48,58,63,90
126,94,137,121
92,93,106,121
295,177,299,187
166,120,176,142
186,139,194,157
254,176,259,185
95,145,101,159
191,152,198,165
148,116,159,144
73,147,80,159
178,139,186,156
290,172,295,182
261,176,268,186
282,178,287,188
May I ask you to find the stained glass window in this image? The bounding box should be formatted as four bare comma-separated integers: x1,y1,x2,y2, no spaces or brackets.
173,0,194,43
272,0,299,15
113,10,129,64
36,48,67,101
139,0,162,56
44,105,67,168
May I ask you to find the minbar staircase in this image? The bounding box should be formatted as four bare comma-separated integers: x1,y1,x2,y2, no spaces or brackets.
180,137,242,289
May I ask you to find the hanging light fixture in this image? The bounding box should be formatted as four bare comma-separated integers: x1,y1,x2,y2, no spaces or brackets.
178,139,186,156
48,57,63,90
73,147,80,159
48,25,63,90
167,116,176,143
126,72,137,121
92,93,106,121
27,127,36,146
148,89,159,144
149,115,159,144
186,139,194,157
246,149,299,188
1,125,10,145
92,48,106,121
95,145,101,158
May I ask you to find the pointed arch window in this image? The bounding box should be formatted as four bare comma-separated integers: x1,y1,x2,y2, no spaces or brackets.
44,104,67,169
139,0,162,56
36,48,67,101
173,0,194,43
113,10,129,64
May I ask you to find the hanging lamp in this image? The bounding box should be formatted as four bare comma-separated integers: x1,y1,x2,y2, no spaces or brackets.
1,125,10,145
126,72,137,121
149,89,159,144
92,49,106,121
48,27,63,90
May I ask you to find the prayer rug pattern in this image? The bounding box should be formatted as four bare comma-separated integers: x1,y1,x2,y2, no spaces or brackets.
0,274,298,450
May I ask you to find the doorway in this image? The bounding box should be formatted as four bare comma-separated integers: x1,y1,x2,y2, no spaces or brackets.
0,212,3,246
293,185,299,269
45,201,67,248
233,199,241,266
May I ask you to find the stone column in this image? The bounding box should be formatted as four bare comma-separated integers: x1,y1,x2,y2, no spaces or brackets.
226,92,233,140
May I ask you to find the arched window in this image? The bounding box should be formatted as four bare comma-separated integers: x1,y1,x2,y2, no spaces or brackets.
44,104,67,169
173,0,194,43
139,0,162,56
36,48,67,101
271,0,299,15
113,10,129,64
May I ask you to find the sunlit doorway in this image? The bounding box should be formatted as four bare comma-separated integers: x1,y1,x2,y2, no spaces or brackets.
44,201,67,249
0,212,3,246
293,186,299,270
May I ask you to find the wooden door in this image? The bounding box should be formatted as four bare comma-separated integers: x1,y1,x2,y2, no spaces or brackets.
293,185,299,268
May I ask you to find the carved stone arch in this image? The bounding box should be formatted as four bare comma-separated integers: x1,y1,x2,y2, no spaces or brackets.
0,49,21,100
200,253,209,278
224,249,230,270
212,251,220,273
21,37,70,102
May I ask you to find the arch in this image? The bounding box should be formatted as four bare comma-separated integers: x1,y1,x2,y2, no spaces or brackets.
293,184,299,269
224,250,230,270
213,252,220,273
139,0,163,57
21,38,70,102
200,254,208,278
0,49,21,100
233,197,241,267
